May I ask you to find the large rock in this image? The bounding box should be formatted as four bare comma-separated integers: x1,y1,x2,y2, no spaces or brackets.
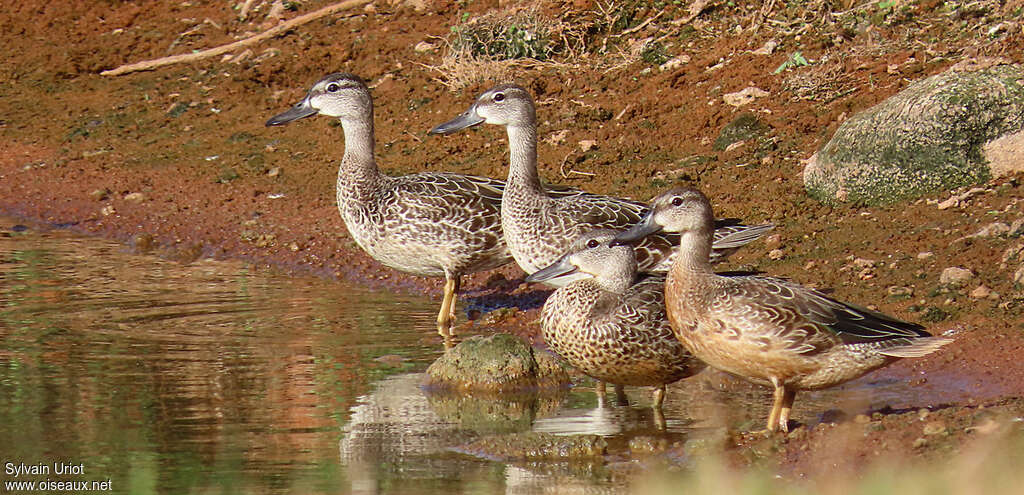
804,60,1024,205
425,333,569,393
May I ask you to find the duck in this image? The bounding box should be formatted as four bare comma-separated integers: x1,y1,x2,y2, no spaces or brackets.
527,229,705,416
612,186,952,432
428,84,773,286
266,73,512,347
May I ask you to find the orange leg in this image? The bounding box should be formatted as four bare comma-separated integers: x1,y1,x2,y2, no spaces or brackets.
767,378,787,432
652,385,666,410
436,275,459,349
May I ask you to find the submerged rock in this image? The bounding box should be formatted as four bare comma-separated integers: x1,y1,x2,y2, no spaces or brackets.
425,333,569,393
804,60,1024,205
456,432,607,461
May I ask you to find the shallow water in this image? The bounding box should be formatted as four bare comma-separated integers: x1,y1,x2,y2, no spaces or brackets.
0,219,964,494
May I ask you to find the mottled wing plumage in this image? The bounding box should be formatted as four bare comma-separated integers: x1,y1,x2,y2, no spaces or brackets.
344,172,511,277
717,275,931,356
542,274,700,387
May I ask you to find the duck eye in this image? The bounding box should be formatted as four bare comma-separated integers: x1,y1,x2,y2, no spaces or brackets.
493,92,505,102
671,197,684,207
326,83,340,92
586,239,600,249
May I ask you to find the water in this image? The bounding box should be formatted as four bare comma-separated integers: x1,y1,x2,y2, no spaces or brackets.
0,219,967,494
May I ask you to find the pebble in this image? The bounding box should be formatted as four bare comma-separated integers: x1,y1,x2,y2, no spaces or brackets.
917,251,934,260
923,421,947,436
967,222,1010,239
939,266,974,286
970,285,996,300
578,140,597,152
658,55,690,71
1014,265,1024,284
89,188,111,201
123,192,144,203
768,248,784,260
1010,218,1024,237
887,286,914,297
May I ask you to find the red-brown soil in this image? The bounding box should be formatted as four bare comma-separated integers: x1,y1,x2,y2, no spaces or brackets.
2,0,1023,478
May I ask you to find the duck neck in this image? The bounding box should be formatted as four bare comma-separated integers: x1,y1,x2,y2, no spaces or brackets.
337,115,381,203
504,124,543,197
594,257,637,295
672,229,715,277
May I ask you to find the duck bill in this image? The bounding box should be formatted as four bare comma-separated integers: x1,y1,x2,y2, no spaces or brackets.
525,257,578,284
428,104,485,135
610,213,663,246
266,96,318,126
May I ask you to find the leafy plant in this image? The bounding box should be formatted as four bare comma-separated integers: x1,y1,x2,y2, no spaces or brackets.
773,51,810,74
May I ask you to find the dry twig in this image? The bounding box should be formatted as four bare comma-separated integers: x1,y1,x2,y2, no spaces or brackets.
101,0,372,76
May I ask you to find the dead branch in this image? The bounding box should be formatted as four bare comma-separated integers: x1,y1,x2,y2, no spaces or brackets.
100,0,372,76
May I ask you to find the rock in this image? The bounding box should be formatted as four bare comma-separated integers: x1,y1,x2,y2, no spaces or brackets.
917,252,934,259
457,432,607,461
752,40,778,55
1002,242,1024,264
970,285,992,299
768,248,785,260
967,222,1010,239
713,113,768,151
1011,218,1024,237
1014,264,1024,284
888,286,914,297
89,188,111,201
578,139,597,152
424,334,569,393
923,420,947,436
804,62,1024,205
123,192,145,203
937,187,987,209
940,266,974,286
723,86,769,107
659,55,690,72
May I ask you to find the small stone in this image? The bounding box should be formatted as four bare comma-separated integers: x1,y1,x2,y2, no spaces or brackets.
578,140,597,152
888,286,914,297
1002,242,1024,264
123,192,145,203
288,242,300,252
854,414,871,424
853,258,876,269
1014,265,1024,284
100,205,116,216
940,266,974,286
858,268,875,280
917,252,934,260
1010,218,1024,237
363,2,376,13
764,234,782,247
912,437,929,449
89,188,111,201
923,421,947,436
968,222,1010,238
659,55,690,71
768,249,785,260
970,285,992,299
752,40,778,55
267,167,281,177
723,86,769,107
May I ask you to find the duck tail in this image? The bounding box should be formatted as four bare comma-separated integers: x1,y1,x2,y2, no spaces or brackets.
879,336,953,358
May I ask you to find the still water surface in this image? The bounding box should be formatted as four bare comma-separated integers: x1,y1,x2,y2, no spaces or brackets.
0,219,965,494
